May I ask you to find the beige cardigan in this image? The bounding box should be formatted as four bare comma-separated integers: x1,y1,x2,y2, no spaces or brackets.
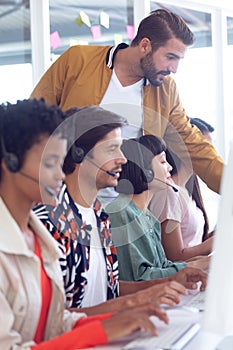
0,198,85,349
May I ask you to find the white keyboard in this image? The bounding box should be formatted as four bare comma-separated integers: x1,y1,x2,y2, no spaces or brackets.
184,290,206,311
124,322,200,350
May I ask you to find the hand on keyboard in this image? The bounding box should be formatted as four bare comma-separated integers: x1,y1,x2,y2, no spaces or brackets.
102,302,169,342
172,266,208,291
124,319,200,349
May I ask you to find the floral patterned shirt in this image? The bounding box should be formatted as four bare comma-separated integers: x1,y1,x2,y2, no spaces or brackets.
34,183,119,308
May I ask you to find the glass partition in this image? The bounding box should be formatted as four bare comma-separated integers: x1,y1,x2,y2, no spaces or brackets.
49,0,133,61
0,0,32,102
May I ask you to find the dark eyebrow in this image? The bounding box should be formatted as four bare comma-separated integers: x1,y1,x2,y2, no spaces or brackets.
167,52,183,60
108,140,122,147
106,143,118,149
43,154,61,160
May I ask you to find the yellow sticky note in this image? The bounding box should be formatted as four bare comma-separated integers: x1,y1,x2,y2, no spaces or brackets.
69,38,80,46
114,33,123,46
75,15,83,27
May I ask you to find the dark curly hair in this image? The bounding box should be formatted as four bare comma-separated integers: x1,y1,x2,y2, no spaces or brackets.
0,98,67,179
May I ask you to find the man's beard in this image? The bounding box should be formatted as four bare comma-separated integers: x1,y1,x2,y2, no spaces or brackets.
140,52,170,87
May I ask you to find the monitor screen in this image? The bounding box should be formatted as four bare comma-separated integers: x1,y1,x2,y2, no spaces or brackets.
204,140,233,336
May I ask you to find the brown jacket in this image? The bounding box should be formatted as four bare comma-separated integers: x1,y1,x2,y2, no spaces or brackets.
31,44,224,193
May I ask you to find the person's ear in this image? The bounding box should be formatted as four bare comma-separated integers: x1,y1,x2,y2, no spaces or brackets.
139,38,152,54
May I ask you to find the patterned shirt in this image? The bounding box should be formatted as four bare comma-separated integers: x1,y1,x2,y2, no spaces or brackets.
34,183,119,308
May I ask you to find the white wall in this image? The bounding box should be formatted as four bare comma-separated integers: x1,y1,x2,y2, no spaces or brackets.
0,64,33,103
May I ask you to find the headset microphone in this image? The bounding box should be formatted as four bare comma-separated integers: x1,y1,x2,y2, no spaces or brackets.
105,170,117,177
19,172,56,196
86,158,117,177
153,177,178,192
44,186,56,196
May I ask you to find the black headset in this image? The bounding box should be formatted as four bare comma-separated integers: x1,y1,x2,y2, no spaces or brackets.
71,144,87,164
0,131,20,173
135,138,154,183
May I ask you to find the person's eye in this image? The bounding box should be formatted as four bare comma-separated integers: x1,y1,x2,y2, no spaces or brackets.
108,147,116,153
44,162,55,169
43,158,57,168
167,55,177,61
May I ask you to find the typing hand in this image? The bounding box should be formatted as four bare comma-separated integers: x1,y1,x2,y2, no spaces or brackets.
172,266,208,291
187,255,210,271
102,303,168,342
134,281,188,307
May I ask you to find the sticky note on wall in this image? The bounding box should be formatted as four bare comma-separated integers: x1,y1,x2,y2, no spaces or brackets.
50,31,61,49
91,25,101,39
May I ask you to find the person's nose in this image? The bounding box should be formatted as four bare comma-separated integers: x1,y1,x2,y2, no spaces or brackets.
167,161,173,173
56,165,65,181
168,61,179,74
117,149,127,165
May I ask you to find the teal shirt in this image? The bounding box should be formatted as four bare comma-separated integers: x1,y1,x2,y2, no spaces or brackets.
106,194,186,281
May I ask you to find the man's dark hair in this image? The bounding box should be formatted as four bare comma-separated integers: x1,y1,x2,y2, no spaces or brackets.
116,135,166,195
63,106,128,175
0,98,66,179
131,9,194,51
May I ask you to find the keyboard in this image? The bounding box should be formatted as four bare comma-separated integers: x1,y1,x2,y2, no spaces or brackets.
184,290,206,311
124,321,200,350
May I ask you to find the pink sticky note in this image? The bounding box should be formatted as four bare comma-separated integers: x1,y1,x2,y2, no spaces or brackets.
50,31,61,49
91,25,101,39
126,25,135,40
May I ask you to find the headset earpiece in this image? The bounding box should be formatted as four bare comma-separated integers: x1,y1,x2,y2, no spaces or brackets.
71,144,86,164
143,168,154,183
1,137,20,172
4,152,20,172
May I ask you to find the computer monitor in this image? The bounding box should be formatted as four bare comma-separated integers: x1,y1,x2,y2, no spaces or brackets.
203,140,233,336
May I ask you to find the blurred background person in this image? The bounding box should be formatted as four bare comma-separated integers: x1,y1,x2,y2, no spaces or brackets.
150,147,214,262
